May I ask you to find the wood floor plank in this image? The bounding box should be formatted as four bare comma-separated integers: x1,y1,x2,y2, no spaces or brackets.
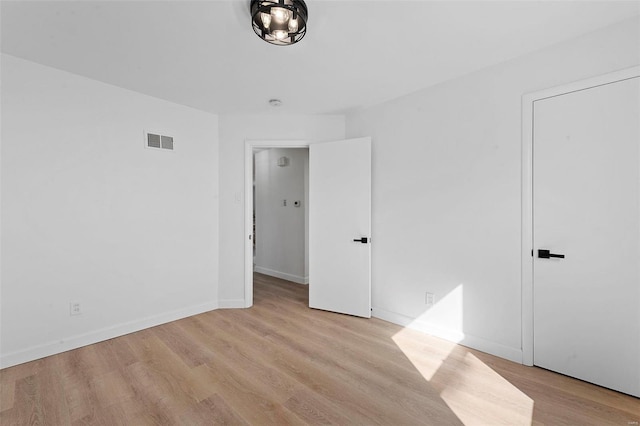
53,348,103,423
37,359,71,425
178,393,250,426
0,379,15,413
282,389,363,425
1,272,639,425
101,336,138,368
91,370,136,409
14,375,42,425
152,321,215,368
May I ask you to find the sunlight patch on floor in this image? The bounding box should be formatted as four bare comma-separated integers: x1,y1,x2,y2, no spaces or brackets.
392,327,458,381
437,352,534,425
391,284,534,425
393,335,534,424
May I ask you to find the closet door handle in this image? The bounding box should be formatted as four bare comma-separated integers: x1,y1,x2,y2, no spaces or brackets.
538,249,565,259
353,237,368,244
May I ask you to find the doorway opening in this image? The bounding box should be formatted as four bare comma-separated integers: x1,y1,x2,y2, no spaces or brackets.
253,147,310,291
244,140,310,308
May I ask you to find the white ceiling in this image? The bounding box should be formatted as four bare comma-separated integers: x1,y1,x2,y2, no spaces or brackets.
2,1,639,115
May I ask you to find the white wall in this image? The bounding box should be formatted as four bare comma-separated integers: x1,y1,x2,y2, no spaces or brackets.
218,115,345,306
254,148,309,284
0,55,219,367
346,17,640,362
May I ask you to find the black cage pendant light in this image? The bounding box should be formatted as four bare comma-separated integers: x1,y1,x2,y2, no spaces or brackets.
251,0,308,46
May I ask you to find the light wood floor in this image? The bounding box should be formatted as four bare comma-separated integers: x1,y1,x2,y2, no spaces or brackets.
1,273,638,425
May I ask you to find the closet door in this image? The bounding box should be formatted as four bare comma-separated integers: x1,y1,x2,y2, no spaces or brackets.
533,76,639,397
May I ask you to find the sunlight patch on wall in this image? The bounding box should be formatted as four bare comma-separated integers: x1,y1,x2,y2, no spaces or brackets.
418,283,464,338
400,284,465,344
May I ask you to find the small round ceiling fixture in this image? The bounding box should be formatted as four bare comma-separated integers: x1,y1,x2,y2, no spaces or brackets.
251,0,308,46
269,99,283,107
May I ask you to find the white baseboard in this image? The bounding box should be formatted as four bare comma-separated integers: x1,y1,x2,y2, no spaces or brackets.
372,307,523,364
0,301,218,369
218,299,247,309
254,266,309,285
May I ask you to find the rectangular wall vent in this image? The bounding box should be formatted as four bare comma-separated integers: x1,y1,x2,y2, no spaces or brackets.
145,131,174,151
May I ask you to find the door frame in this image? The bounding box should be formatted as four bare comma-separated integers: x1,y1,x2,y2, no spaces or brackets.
244,140,310,308
521,65,640,365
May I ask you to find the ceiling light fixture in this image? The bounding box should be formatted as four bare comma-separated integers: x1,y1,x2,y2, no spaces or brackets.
251,0,308,46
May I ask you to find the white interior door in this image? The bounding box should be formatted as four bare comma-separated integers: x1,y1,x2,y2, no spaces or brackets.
309,137,371,318
533,76,640,397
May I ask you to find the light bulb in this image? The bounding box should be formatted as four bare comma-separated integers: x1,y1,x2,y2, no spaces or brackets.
288,18,298,33
260,12,271,29
273,29,288,40
271,7,290,24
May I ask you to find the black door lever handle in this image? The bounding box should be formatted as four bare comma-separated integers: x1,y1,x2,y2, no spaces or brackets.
538,249,565,259
353,237,368,244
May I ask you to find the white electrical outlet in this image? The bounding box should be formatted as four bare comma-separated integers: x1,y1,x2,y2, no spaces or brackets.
70,302,81,316
425,292,435,306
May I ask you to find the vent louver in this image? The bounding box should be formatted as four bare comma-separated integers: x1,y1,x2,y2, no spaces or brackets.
146,132,174,151
147,133,161,148
161,135,174,150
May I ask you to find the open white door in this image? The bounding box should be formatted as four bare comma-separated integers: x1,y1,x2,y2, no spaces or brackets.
309,137,371,318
